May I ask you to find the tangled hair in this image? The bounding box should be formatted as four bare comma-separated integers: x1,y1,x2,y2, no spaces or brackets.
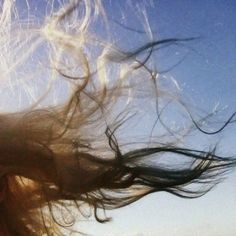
0,0,235,235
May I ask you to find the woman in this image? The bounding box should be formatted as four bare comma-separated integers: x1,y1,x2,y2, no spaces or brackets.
0,0,235,235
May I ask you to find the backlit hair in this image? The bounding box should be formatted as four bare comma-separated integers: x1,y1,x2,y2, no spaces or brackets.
0,0,235,235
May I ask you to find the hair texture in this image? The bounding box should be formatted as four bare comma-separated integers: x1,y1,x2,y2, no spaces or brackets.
0,0,235,235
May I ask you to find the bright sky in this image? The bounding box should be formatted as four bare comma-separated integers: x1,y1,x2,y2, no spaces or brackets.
77,1,236,235
14,1,236,235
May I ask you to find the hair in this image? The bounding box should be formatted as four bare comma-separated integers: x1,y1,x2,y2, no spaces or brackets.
0,0,235,235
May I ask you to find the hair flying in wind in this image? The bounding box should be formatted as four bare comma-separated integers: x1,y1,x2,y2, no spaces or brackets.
0,0,235,235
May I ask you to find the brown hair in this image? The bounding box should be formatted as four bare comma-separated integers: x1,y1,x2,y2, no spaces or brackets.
0,0,235,235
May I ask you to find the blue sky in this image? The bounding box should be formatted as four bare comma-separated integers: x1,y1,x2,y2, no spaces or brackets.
14,1,236,235
77,1,236,235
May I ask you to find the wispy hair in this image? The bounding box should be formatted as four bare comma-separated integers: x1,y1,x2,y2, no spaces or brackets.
0,0,235,235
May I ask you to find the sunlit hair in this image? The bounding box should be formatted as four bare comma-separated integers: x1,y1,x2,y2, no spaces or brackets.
0,0,235,235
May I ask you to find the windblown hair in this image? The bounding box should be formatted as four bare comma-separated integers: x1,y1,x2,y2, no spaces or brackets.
0,0,235,235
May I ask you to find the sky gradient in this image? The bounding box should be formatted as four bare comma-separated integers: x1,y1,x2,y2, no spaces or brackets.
77,1,236,235
14,1,236,235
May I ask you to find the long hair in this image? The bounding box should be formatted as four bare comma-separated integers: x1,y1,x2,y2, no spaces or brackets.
0,0,235,235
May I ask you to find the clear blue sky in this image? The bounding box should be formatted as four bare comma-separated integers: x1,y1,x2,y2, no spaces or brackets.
77,1,236,235
15,1,236,235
